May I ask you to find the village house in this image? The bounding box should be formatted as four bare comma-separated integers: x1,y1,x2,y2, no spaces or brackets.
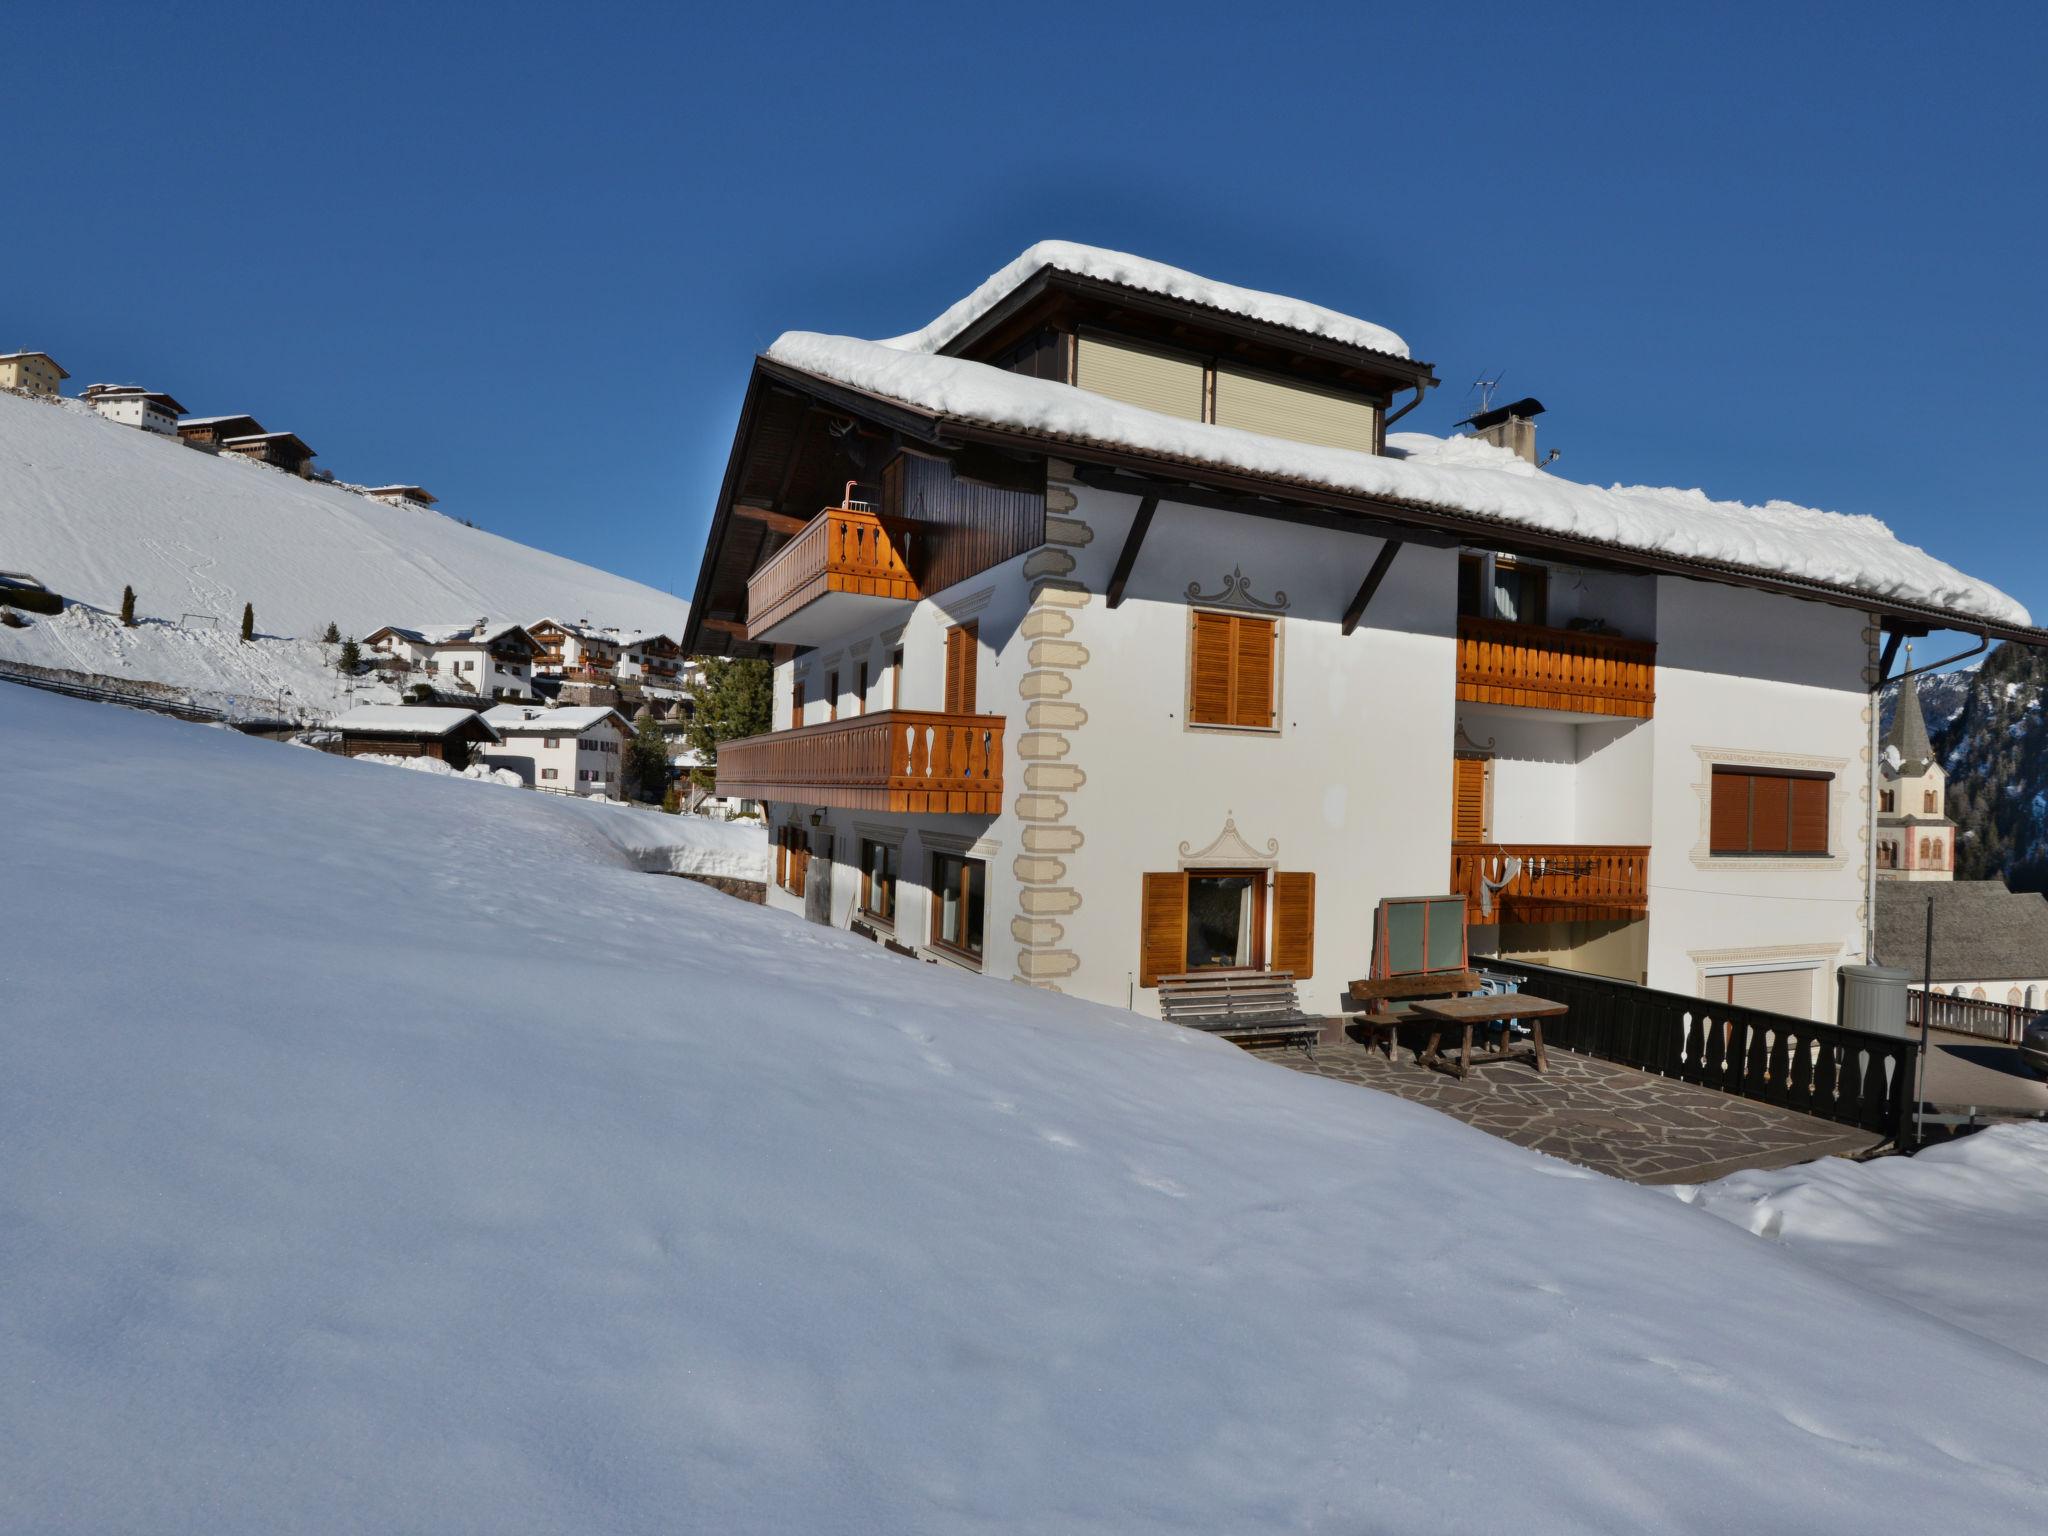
683,242,2043,1025
608,630,686,687
0,351,69,397
364,485,439,508
329,706,499,770
222,430,317,477
527,618,620,681
481,703,630,798
176,413,266,451
363,622,542,700
80,384,188,435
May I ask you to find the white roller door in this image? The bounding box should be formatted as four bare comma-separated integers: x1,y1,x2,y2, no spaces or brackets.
1722,966,1816,1019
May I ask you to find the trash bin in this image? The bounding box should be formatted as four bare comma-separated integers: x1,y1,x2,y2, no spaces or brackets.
1837,964,1910,1038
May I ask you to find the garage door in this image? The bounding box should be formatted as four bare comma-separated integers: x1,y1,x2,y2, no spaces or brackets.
1721,967,1816,1019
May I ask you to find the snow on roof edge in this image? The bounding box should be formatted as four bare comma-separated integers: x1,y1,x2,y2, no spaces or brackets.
874,240,1413,361
762,331,2029,629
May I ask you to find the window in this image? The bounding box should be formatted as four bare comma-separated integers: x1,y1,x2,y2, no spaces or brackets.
1709,768,1831,856
544,736,560,748
1924,789,1938,813
1458,554,1548,626
944,624,978,714
791,678,806,729
1877,842,1895,868
1880,789,1895,813
542,768,558,781
1187,611,1276,729
776,827,808,896
1138,870,1315,987
826,670,839,722
859,838,898,924
929,852,985,963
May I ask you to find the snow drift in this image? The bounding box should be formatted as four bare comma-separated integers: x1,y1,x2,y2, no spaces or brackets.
0,391,689,640
4,685,2048,1532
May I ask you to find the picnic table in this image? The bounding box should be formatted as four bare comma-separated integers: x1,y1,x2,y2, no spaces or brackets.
1405,992,1568,1079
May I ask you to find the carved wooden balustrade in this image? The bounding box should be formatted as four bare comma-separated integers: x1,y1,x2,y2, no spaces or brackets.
716,709,1005,815
1452,842,1650,924
1456,616,1657,717
746,506,919,640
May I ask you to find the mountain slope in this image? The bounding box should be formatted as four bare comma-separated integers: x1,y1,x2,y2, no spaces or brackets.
5,684,2048,1533
0,391,687,639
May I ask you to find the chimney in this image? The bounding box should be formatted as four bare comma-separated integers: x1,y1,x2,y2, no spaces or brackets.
1457,396,1546,465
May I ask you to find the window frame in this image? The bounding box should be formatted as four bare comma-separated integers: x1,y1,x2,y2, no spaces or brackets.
928,851,986,966
859,837,898,927
1181,867,1269,973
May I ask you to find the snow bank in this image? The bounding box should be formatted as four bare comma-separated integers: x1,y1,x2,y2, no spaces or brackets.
877,239,1413,358
5,685,2048,1532
348,750,525,787
1678,1123,2048,1365
765,332,2027,627
0,391,689,639
542,796,769,880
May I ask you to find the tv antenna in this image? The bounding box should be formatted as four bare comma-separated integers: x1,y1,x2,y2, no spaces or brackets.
1471,371,1505,414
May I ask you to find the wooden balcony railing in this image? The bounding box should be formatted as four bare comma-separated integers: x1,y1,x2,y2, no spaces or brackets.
716,709,1004,814
1452,842,1649,923
746,506,919,640
1456,616,1656,718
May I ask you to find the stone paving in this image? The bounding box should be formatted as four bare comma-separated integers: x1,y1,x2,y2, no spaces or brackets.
1270,1032,1881,1184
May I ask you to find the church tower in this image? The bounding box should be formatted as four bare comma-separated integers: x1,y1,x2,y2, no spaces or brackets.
1877,651,1955,881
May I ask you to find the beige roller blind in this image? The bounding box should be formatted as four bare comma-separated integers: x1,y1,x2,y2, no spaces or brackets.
1074,333,1205,420
1725,967,1815,1019
1214,365,1378,452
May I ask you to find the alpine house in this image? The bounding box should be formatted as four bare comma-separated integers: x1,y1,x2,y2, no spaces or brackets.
681,241,2044,1023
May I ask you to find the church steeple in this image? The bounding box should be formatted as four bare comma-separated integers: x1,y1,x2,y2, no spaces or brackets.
1885,645,1937,775
1877,645,1954,881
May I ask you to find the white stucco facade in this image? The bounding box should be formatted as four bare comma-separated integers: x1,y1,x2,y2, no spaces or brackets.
482,706,628,799
752,470,1880,1024
87,392,181,435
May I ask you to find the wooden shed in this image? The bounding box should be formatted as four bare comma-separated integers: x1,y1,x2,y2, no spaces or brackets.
328,706,500,770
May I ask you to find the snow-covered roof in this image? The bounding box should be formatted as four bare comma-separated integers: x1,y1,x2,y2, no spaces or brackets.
482,703,626,735
177,414,261,428
762,330,2030,629
330,705,495,738
0,350,67,375
878,241,1413,360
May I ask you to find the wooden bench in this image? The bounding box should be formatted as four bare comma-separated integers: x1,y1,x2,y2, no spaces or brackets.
1158,970,1328,1058
1348,969,1488,1058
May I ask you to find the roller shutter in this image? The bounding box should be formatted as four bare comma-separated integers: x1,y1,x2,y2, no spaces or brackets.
1075,334,1205,421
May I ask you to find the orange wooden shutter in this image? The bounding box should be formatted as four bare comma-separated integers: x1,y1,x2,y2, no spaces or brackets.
1452,756,1489,843
1189,612,1234,724
1751,773,1791,852
1789,776,1830,854
1709,770,1750,853
790,679,805,729
1272,871,1315,979
945,623,978,714
1140,872,1187,988
1231,617,1276,727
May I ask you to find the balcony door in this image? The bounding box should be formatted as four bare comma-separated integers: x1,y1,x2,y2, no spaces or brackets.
944,622,978,714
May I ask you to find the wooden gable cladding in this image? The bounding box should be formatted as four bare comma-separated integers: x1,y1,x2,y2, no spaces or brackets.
883,449,1045,598
1188,611,1277,729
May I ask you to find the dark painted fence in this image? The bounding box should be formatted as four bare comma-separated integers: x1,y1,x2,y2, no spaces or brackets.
1908,988,2030,1046
1482,959,1920,1141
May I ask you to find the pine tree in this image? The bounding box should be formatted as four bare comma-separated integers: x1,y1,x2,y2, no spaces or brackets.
337,638,361,673
120,585,136,626
322,620,341,644
627,713,672,802
240,602,255,643
683,657,771,789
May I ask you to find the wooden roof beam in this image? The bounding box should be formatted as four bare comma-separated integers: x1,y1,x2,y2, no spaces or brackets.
1105,495,1158,609
1341,540,1404,635
733,501,809,535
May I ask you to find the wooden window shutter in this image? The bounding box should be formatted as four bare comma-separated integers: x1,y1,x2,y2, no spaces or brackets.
1189,612,1234,724
1452,756,1489,843
1789,776,1829,854
1272,872,1315,979
1750,773,1791,852
945,623,978,714
1139,872,1187,989
1231,618,1276,728
1709,770,1750,853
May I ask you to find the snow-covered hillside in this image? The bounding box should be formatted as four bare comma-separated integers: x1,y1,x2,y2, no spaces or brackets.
6,686,2048,1532
0,390,688,639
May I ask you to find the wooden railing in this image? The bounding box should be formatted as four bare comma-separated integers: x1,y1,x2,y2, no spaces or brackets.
1452,842,1649,923
1908,988,2032,1045
746,506,919,639
716,709,1004,814
1456,616,1656,717
1484,958,1919,1139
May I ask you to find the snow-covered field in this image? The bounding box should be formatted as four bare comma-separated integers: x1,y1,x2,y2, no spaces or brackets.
0,390,689,640
1681,1123,2048,1366
5,684,2048,1533
0,600,396,718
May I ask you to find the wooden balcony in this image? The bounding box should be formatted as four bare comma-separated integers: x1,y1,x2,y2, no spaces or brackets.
1452,842,1649,924
716,709,1005,814
1456,616,1656,718
746,505,919,643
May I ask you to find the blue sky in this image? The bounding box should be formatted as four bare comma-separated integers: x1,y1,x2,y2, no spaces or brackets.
9,1,2045,638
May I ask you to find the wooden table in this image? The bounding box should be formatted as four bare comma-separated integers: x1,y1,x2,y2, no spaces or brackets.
1405,993,1568,1078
